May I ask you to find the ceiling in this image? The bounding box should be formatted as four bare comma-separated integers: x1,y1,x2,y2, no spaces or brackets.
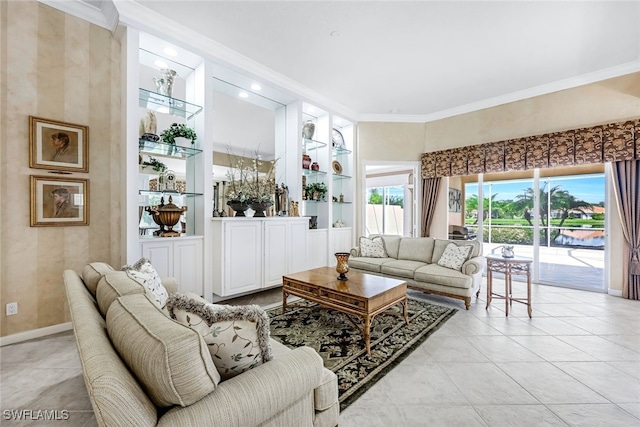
54,1,640,123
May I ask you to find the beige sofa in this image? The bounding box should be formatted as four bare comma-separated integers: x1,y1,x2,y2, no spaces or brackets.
349,235,484,309
64,263,339,427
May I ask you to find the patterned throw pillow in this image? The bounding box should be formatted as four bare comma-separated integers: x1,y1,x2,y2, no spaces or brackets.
122,258,169,309
166,293,273,380
437,243,473,271
359,236,388,258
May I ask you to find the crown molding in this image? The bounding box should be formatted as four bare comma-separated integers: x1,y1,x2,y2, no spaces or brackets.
39,0,119,32
360,60,640,124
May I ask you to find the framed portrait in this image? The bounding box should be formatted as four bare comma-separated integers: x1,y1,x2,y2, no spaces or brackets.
29,116,89,172
30,176,89,226
448,188,462,213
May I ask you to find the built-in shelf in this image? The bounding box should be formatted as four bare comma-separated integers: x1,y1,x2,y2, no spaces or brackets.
138,190,203,197
138,88,203,119
332,173,351,180
332,201,352,204
332,146,352,155
302,169,327,177
302,138,327,151
304,199,328,203
139,140,202,158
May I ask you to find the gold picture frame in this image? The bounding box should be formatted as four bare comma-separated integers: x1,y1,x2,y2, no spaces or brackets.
30,176,89,226
29,116,89,172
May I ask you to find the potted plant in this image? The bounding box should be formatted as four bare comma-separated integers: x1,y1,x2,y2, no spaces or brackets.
305,182,327,201
140,156,167,172
160,123,197,145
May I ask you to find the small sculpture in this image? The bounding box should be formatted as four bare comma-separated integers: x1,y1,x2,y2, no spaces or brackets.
501,245,515,258
153,69,178,97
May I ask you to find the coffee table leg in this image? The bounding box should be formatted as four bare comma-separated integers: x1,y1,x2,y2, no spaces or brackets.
364,314,371,355
402,298,409,325
282,288,288,315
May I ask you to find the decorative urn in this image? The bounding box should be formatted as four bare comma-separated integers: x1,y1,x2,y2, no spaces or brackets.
149,196,187,237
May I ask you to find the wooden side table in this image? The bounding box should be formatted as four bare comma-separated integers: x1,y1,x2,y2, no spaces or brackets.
486,255,533,317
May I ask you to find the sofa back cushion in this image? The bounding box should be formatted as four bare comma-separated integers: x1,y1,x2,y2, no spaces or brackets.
106,293,220,408
63,270,158,427
82,262,115,297
397,237,435,263
432,239,482,264
96,271,146,317
378,235,402,259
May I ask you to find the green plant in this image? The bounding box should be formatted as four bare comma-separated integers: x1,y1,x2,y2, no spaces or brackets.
306,182,328,200
140,156,167,172
160,123,197,145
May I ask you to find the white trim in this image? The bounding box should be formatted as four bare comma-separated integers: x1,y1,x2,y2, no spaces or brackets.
38,0,119,32
608,288,623,297
0,322,72,347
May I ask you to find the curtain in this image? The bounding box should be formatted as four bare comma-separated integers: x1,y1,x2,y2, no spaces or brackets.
421,177,441,237
612,160,640,300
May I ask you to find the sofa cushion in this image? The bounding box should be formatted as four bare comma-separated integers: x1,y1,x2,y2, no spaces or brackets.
414,264,473,290
106,293,220,408
380,260,428,279
166,293,273,381
122,258,169,309
437,243,473,271
378,235,402,259
397,237,435,263
96,271,146,317
348,257,393,273
359,236,388,258
82,262,115,297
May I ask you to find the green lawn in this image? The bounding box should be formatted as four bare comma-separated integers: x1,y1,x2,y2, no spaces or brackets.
464,218,604,228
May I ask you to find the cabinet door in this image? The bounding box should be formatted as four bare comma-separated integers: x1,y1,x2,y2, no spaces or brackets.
264,221,288,287
224,222,262,295
288,220,309,274
308,229,328,269
331,227,353,266
140,240,172,278
173,239,203,296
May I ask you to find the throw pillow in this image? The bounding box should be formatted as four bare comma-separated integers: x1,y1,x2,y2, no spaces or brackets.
437,243,473,271
359,236,388,258
166,293,273,380
122,258,168,309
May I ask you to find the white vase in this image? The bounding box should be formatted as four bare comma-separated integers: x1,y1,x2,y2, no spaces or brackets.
174,137,192,148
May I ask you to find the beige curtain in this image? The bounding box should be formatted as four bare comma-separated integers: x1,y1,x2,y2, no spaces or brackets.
612,160,640,300
421,177,441,237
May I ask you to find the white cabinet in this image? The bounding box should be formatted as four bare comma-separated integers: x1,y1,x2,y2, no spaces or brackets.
330,227,353,265
308,229,328,269
140,236,203,296
211,218,309,298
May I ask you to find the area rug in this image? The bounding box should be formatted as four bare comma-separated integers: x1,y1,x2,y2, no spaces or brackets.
267,298,457,411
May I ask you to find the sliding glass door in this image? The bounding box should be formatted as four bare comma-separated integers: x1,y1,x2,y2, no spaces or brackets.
464,167,606,291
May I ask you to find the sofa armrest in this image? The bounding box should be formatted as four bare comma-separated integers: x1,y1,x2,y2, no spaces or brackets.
162,277,178,294
350,246,360,257
157,346,324,427
462,256,484,276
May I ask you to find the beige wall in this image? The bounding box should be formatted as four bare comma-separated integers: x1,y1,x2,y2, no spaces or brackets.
1,2,121,337
359,74,640,293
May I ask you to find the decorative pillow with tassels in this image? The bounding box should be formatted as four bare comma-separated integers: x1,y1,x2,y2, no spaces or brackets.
165,293,273,380
121,258,168,309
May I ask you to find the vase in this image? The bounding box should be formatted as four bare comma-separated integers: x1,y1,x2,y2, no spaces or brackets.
227,200,249,217
250,200,273,217
335,252,350,281
302,154,312,169
302,120,315,139
153,69,177,97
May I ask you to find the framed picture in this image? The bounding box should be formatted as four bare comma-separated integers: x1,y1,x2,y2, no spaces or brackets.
448,188,462,213
30,176,89,226
29,116,89,172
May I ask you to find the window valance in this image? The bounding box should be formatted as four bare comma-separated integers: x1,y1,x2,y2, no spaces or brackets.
421,119,639,178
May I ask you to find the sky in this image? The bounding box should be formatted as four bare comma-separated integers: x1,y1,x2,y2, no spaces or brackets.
465,174,605,204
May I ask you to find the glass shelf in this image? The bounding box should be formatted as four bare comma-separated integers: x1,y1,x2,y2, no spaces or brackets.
303,199,327,203
302,169,327,177
332,146,352,156
332,201,352,204
139,140,202,158
138,190,203,197
332,173,351,180
302,138,326,151
139,88,203,119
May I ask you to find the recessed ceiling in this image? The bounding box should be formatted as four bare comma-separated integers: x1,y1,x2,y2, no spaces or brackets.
59,1,640,122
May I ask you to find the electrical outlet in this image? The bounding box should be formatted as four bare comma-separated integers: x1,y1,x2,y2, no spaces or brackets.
6,302,18,316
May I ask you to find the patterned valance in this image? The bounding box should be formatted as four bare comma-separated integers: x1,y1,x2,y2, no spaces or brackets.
421,119,639,178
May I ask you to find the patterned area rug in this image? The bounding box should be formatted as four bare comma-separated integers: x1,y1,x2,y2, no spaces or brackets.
267,297,457,411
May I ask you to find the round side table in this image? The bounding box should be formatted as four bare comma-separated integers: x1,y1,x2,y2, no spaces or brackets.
486,255,533,317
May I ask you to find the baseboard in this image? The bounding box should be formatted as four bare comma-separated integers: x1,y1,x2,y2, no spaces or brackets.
608,288,623,297
0,322,72,347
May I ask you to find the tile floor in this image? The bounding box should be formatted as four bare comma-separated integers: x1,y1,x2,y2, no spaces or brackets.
1,279,639,426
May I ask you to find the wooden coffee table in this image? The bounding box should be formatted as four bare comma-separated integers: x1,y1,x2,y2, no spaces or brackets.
282,267,409,354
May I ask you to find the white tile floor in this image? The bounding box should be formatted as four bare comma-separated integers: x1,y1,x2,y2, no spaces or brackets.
1,279,639,427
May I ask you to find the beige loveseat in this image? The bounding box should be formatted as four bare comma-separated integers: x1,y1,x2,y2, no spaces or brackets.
64,263,339,427
349,235,484,309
